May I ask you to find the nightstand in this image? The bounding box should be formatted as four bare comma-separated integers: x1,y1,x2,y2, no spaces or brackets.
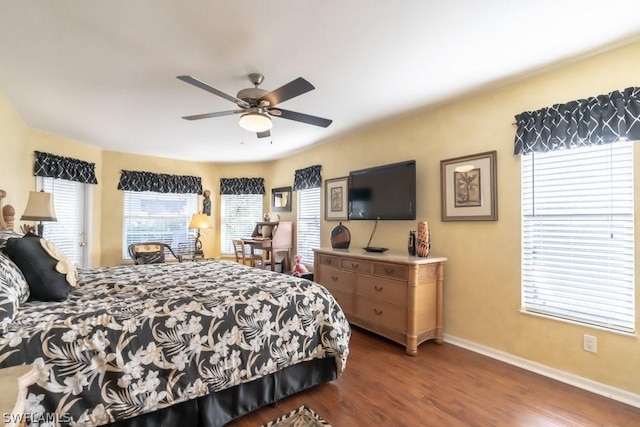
0,365,37,427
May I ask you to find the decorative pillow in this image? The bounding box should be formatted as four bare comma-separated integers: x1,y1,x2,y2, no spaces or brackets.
0,251,29,334
5,234,78,302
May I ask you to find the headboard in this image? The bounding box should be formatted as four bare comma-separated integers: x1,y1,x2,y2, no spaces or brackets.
0,189,15,230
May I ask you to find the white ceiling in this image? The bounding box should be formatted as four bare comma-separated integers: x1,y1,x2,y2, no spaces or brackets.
2,1,640,163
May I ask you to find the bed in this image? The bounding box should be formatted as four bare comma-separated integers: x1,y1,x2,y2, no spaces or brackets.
0,191,350,426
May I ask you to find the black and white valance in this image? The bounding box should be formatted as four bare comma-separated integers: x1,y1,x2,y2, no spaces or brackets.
514,86,640,155
34,151,98,184
219,178,265,195
292,165,322,191
118,170,202,194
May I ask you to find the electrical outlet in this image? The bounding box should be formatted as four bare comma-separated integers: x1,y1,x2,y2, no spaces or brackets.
583,334,597,353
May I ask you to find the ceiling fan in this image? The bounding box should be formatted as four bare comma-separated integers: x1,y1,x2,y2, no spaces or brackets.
177,73,332,138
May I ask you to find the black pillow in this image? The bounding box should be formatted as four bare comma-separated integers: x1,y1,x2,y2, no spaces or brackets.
5,234,75,301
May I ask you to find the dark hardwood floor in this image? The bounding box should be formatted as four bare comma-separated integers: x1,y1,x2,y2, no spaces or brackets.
228,326,640,427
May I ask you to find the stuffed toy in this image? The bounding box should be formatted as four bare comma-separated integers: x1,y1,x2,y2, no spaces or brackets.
291,254,309,276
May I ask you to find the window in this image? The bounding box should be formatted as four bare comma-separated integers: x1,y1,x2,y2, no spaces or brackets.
297,187,321,266
122,191,198,259
40,177,90,267
220,194,263,255
521,141,635,333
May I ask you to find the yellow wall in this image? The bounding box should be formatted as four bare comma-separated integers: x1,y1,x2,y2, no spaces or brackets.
0,96,103,266
99,154,275,266
2,39,640,395
270,40,640,395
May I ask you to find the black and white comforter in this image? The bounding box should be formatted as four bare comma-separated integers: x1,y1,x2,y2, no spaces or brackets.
0,261,350,426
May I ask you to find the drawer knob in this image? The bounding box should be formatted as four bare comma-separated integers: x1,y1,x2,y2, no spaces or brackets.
351,262,359,268
385,268,395,274
374,285,384,292
331,275,339,281
326,259,332,265
374,308,383,315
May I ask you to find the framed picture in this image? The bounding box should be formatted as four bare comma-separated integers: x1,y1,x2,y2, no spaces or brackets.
271,186,292,212
325,177,349,220
440,150,497,221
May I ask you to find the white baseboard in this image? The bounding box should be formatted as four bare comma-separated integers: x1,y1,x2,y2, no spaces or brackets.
443,333,640,408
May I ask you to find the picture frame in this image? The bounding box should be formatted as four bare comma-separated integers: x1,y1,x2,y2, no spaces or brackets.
324,177,349,220
271,186,292,212
440,150,497,221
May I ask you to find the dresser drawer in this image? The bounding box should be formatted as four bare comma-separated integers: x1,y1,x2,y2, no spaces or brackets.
318,254,340,268
323,287,355,315
356,275,407,306
340,258,372,273
356,297,406,332
317,266,356,293
373,262,409,281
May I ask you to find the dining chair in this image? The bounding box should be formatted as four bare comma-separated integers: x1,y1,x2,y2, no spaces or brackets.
232,239,264,268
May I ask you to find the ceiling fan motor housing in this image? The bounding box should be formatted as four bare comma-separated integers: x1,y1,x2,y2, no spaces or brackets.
236,87,269,106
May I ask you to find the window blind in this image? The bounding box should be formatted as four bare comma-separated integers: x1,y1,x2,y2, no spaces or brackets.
220,194,263,255
41,178,85,266
521,141,635,333
297,188,321,266
122,191,198,259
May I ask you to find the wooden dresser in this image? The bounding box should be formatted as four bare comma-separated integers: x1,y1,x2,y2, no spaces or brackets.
313,248,446,355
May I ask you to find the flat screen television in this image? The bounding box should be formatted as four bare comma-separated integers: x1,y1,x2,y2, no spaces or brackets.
348,160,416,220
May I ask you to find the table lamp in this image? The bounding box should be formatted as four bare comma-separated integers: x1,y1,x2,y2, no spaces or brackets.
21,190,57,236
188,213,213,256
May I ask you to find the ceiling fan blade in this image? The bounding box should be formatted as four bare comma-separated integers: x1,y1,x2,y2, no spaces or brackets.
257,130,271,138
177,75,250,108
182,110,244,121
259,77,315,106
276,108,332,128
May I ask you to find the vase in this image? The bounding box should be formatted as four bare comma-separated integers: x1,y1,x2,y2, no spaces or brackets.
408,230,416,256
416,221,430,257
330,222,351,249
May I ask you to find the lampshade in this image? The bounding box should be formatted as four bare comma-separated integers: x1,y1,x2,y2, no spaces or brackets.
21,191,57,222
239,112,273,133
189,213,213,230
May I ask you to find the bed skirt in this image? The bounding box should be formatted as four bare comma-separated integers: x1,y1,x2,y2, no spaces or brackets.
106,357,338,427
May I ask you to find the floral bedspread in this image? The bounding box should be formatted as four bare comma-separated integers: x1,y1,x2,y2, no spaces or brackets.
0,261,350,426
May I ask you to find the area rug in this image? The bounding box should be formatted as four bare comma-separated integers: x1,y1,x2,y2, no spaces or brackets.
261,404,332,427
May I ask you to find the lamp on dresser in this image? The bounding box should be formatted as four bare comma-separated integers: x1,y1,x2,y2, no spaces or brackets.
188,213,213,256
20,190,57,236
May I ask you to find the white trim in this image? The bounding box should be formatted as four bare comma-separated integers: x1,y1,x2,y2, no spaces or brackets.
443,333,640,408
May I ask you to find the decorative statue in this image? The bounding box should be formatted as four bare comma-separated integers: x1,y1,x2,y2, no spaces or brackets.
202,189,211,216
291,254,309,277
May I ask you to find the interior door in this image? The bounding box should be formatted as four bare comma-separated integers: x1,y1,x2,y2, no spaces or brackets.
40,177,91,268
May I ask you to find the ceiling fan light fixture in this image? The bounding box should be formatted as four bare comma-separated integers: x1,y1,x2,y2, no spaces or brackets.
239,112,273,132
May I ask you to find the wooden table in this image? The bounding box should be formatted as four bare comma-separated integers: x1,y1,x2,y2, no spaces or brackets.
242,238,290,271
0,365,38,426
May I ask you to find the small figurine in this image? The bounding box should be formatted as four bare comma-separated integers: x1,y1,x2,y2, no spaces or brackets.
202,190,212,216
291,254,309,277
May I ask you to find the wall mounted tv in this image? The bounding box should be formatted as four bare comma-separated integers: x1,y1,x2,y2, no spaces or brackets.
348,160,416,220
